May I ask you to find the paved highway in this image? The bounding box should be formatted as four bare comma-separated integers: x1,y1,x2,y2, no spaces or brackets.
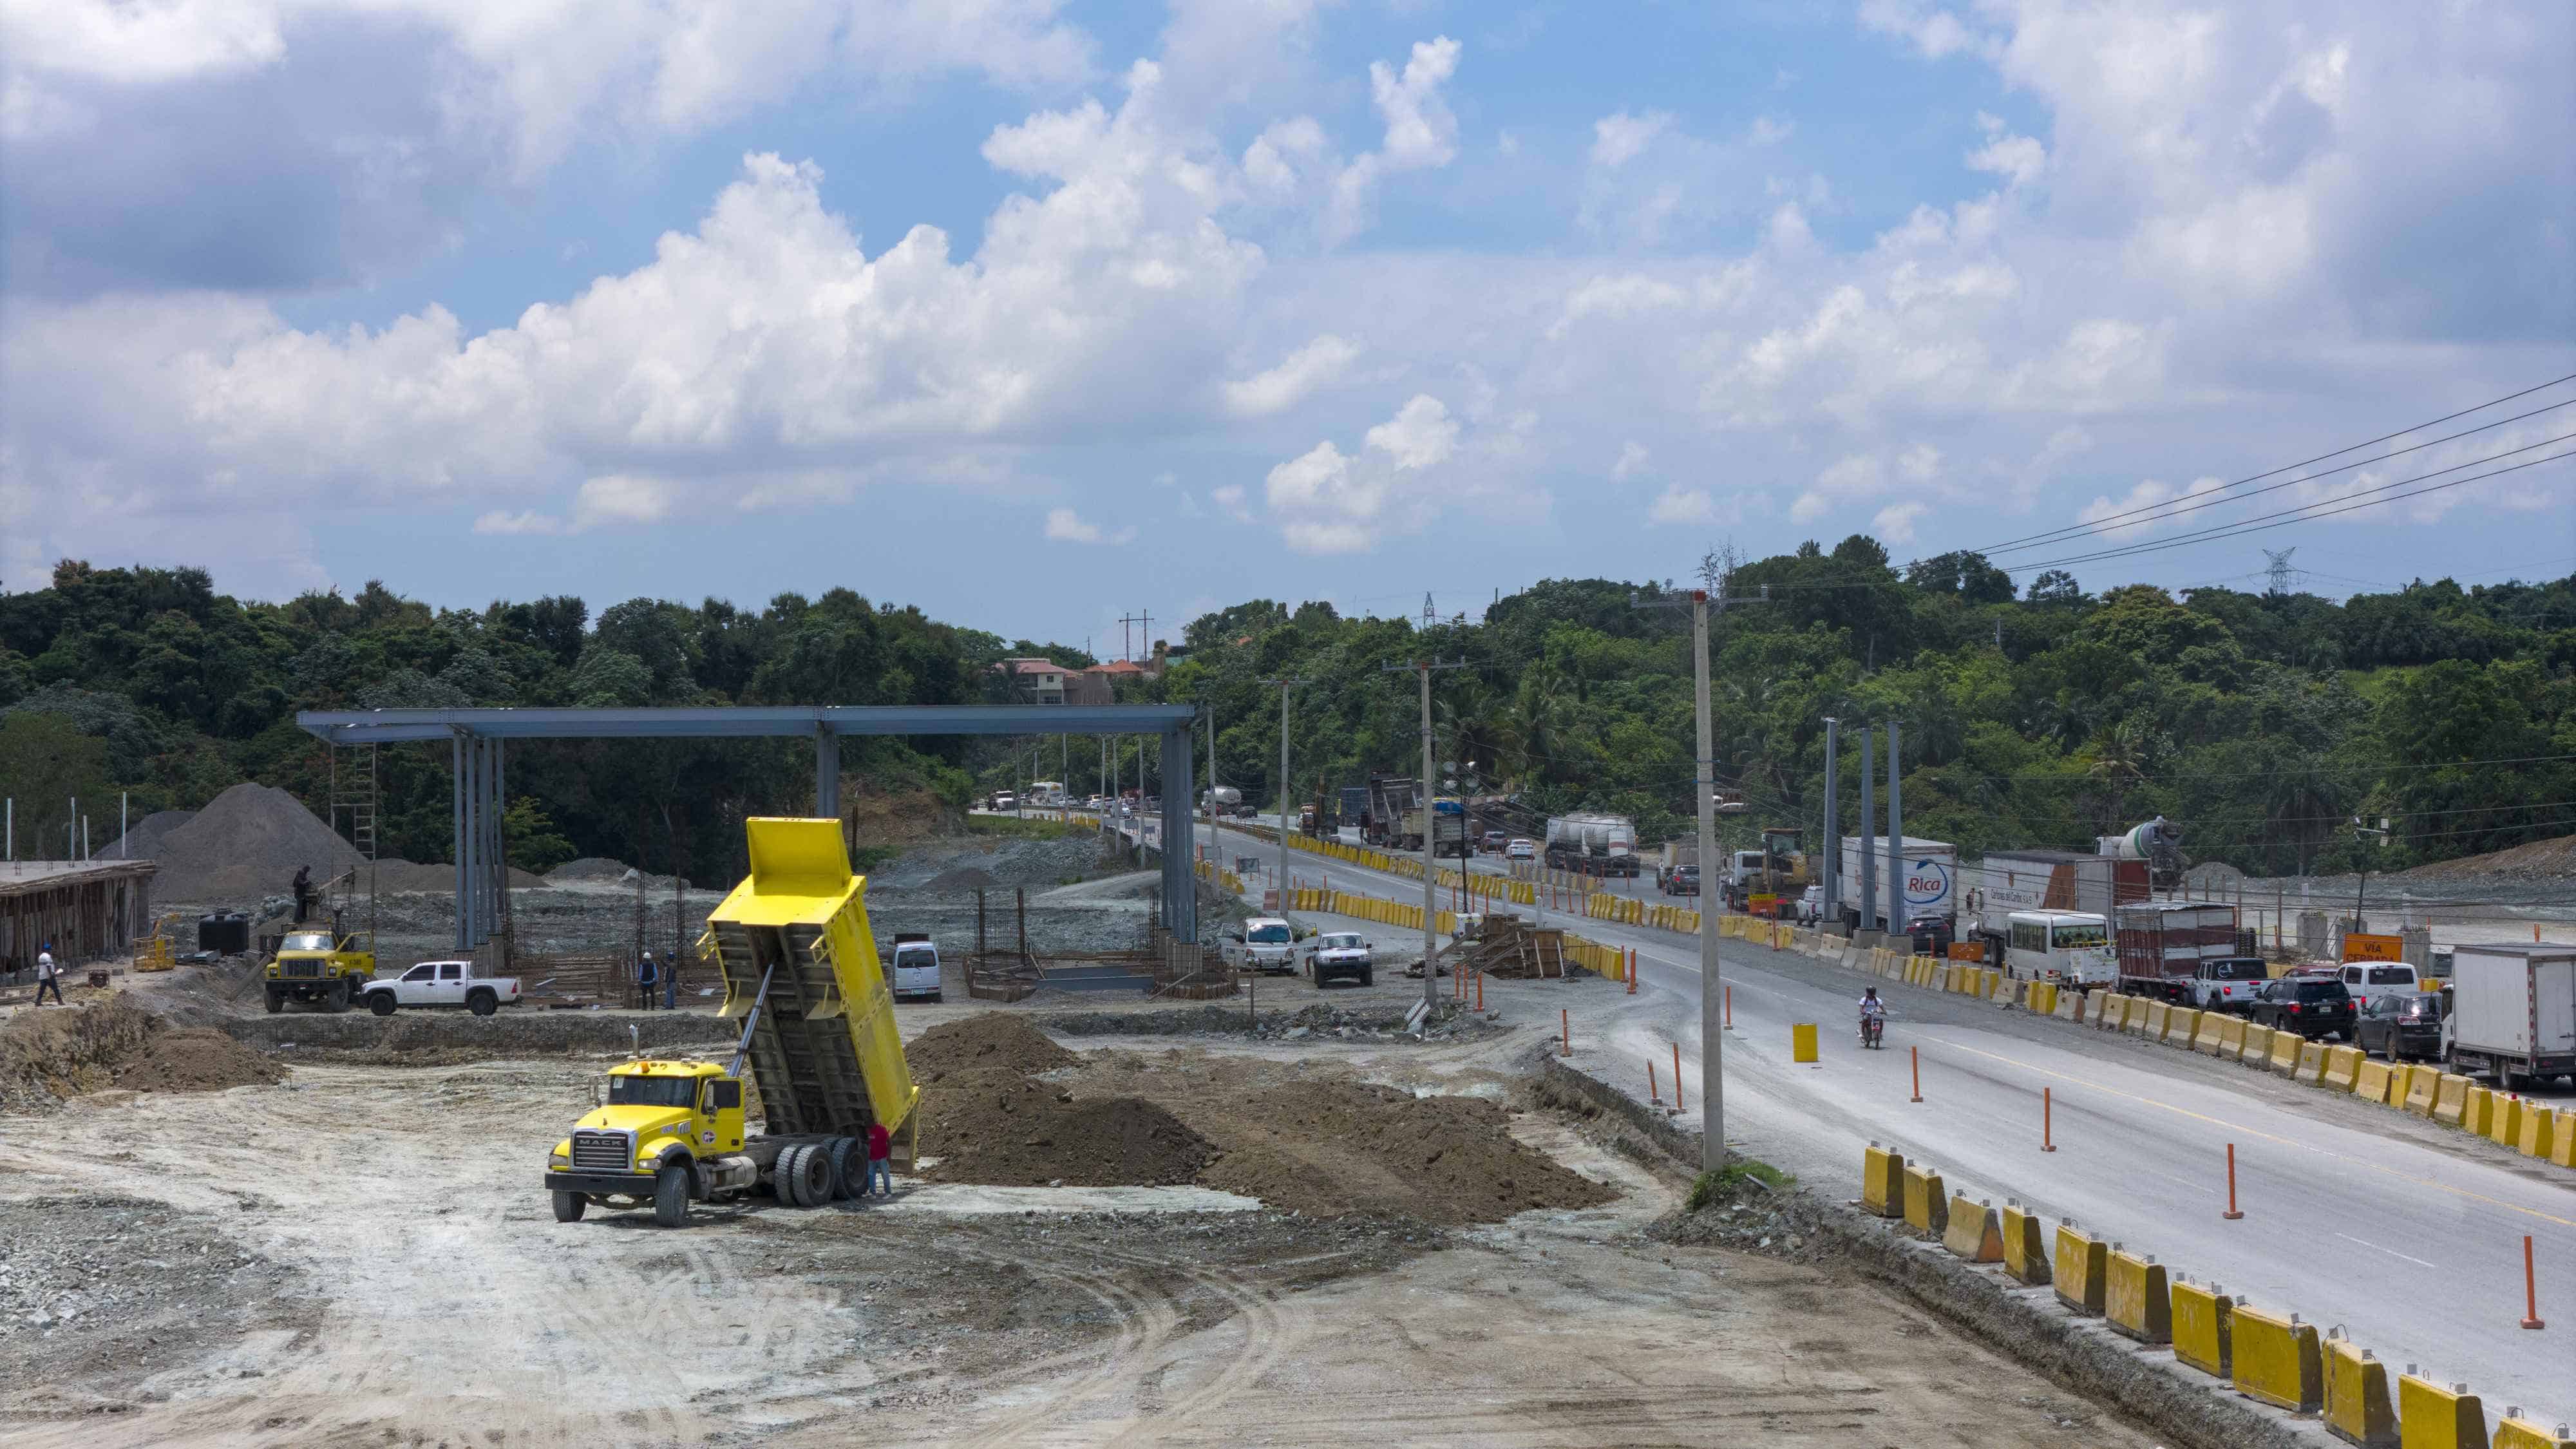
1171,814,2576,1428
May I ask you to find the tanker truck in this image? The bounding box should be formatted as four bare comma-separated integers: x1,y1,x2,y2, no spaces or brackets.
542,817,921,1227
1544,813,1640,876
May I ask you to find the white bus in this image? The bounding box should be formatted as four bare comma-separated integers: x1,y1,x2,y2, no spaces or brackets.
2001,909,2116,986
1026,781,1065,808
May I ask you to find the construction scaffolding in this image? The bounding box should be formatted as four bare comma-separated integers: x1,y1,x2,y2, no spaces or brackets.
0,859,158,985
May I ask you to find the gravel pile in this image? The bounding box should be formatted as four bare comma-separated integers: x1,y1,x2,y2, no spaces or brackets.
144,783,365,902
909,1014,1080,1079
0,1196,298,1355
102,808,196,862
112,1028,284,1094
1,996,279,1112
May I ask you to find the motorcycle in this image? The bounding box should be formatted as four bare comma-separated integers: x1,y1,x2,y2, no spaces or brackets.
1860,1011,1886,1049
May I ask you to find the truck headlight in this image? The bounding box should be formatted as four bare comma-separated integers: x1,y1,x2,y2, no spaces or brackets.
550,1151,569,1166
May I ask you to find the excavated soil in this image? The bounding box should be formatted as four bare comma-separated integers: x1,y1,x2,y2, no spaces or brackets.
112,1028,285,1094
914,1014,1615,1223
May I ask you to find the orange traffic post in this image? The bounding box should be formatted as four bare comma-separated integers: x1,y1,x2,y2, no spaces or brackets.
1910,1045,1923,1103
1672,1043,1684,1112
2044,1087,2056,1152
1648,1061,1662,1106
2223,1143,2244,1220
1725,983,1732,1030
1560,1008,1571,1057
1475,971,1482,1012
2523,1235,2546,1330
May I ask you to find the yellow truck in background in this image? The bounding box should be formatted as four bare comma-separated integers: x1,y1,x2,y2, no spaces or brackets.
264,927,375,1012
543,817,921,1227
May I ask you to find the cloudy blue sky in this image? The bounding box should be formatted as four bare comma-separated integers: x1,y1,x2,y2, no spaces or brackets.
4,0,2570,650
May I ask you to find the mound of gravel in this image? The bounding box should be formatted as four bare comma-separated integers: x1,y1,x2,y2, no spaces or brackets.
2,995,281,1111
910,1013,1079,1080
920,1074,1215,1187
103,808,196,862
113,1027,283,1093
1193,1081,1617,1224
146,783,363,903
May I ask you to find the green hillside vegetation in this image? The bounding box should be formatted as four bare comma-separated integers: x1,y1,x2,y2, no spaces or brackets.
3,543,2571,884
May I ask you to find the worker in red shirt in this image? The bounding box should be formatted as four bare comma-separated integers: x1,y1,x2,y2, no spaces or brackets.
864,1121,893,1197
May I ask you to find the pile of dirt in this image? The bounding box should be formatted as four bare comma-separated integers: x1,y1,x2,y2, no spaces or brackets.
909,1014,1080,1079
2401,831,2576,882
111,1027,284,1093
924,866,998,893
104,808,196,861
847,785,956,851
1,995,281,1110
1193,1081,1617,1224
144,782,365,902
920,1073,1216,1186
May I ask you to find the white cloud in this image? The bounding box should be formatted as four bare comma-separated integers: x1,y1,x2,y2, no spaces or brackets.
1221,334,1363,417
1612,440,1651,480
1043,506,1135,544
1859,0,1994,62
472,510,561,536
1896,442,1942,483
2075,475,2228,538
1648,486,1714,524
1263,393,1457,553
1323,35,1461,244
1966,112,2046,188
1210,483,1254,522
1873,499,1930,543
1589,110,1671,169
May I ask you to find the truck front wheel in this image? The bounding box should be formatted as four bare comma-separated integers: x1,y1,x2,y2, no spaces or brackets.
264,988,284,1014
652,1165,689,1227
368,991,397,1017
553,1191,587,1223
467,989,498,1017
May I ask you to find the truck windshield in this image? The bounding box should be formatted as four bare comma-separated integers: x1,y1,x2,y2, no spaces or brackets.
895,947,936,965
2050,925,2108,949
281,933,332,952
609,1077,699,1109
1247,925,1291,944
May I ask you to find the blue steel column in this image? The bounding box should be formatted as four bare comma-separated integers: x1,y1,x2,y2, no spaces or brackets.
1886,721,1904,937
460,735,481,947
1820,717,1840,923
1160,726,1195,945
1858,727,1877,933
488,737,506,940
815,725,839,820
452,733,468,950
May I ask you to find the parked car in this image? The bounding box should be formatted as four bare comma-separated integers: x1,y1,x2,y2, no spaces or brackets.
1481,830,1506,854
2248,976,2356,1041
2355,991,2444,1062
359,959,520,1016
1659,864,1700,896
887,933,942,1002
2334,960,2423,1013
2186,956,2272,1014
1226,917,1298,974
1306,932,1374,987
1505,838,1537,861
1799,885,1823,925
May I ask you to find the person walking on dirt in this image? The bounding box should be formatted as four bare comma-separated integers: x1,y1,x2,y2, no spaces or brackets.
34,945,63,1005
864,1121,893,1197
636,951,658,1011
292,865,313,924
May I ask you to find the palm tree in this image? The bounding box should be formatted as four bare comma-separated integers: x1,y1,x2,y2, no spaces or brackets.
1511,670,1576,784
2079,720,2157,834
1437,679,1508,791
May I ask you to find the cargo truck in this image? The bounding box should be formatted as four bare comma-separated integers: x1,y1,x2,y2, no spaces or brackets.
1723,827,1808,912
1403,799,1470,858
1362,774,1420,849
1966,849,2150,958
543,817,921,1228
1837,835,1959,936
1545,813,1640,876
2113,900,2240,1002
2443,943,2576,1090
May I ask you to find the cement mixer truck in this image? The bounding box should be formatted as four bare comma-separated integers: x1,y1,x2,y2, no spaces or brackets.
542,817,920,1228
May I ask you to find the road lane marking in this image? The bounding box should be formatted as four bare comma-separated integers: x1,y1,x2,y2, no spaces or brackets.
2336,1233,2439,1270
1915,1033,2576,1231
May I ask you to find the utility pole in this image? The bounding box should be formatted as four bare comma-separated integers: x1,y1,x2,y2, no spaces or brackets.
1383,659,1466,1011
1886,721,1904,939
1262,680,1309,912
1820,717,1839,924
1858,730,1876,933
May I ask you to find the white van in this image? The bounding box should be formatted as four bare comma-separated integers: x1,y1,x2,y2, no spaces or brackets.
2001,909,2116,985
1229,918,1298,974
2336,960,2421,1012
889,933,942,1002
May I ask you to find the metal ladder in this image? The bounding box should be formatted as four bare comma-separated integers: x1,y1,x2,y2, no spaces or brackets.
328,744,379,946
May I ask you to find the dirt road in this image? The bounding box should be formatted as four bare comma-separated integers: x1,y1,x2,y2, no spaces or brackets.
0,1035,2161,1447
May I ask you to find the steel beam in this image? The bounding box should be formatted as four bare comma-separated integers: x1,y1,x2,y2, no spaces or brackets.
1159,726,1195,947
451,733,468,950
298,704,1195,744
815,726,839,820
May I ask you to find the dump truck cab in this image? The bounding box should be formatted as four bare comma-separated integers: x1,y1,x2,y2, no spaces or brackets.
264,928,375,1013
544,817,920,1229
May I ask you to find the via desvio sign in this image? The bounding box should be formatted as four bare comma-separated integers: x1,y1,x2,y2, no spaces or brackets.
1902,860,1954,913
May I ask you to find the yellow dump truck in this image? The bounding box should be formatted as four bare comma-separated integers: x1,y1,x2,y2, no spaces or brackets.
542,817,921,1227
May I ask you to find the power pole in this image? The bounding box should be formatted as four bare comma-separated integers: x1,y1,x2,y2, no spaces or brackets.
1859,728,1877,931
1820,717,1840,923
1261,679,1309,913
1886,721,1904,940
1384,659,1466,1010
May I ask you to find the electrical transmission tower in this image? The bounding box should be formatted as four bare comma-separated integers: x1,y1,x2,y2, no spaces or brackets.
2263,547,2297,597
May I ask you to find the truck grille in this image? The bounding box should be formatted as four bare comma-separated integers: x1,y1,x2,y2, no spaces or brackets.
569,1129,634,1173
281,961,321,980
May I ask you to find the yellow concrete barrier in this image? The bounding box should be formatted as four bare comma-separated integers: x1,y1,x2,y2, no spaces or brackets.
2230,1304,2322,1414
2052,1223,2108,1315
1861,1142,1905,1218
2105,1249,2172,1345
1982,968,2004,999
2385,1062,2420,1109
2297,1039,2330,1086
2136,999,2169,1039
2269,1030,2304,1074
2239,1021,2273,1062
2163,1005,2202,1048
2465,1086,2497,1137
2497,1414,2576,1448
2054,989,2085,1025
2098,994,2130,1031
2322,1332,2397,1447
1902,1163,1947,1238
1940,1193,2005,1263
2000,1201,2051,1285
2430,1072,2473,1123
2170,1278,2232,1378
2397,1372,2485,1449
2552,1111,2576,1169
2354,1058,2395,1104
2324,1044,2364,1093
2488,1093,2525,1149
2031,981,2060,1017
2191,1009,2226,1054
1792,1023,1818,1063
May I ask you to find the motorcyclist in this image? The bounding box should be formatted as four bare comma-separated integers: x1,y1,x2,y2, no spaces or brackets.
1859,987,1886,1045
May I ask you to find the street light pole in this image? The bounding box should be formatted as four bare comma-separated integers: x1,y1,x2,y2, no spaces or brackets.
1692,590,1724,1171
1262,679,1307,914
1420,661,1439,1014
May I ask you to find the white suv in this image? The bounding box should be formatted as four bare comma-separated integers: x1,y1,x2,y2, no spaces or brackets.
1229,918,1298,974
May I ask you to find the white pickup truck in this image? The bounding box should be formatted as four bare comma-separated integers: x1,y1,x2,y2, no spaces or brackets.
360,960,522,1016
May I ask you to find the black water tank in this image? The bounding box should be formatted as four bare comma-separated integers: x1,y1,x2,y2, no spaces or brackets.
198,913,250,955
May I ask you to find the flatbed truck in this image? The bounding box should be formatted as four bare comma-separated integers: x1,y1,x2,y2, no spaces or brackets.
543,817,922,1227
